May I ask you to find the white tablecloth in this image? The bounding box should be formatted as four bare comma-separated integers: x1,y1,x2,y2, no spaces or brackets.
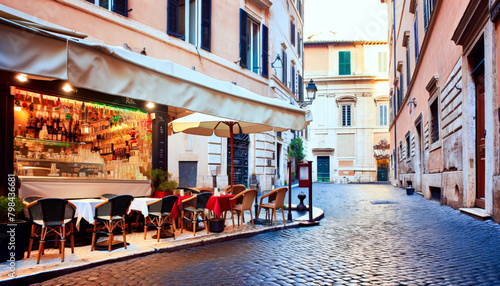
69,197,158,230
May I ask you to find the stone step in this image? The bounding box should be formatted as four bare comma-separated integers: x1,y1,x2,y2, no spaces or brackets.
459,207,491,221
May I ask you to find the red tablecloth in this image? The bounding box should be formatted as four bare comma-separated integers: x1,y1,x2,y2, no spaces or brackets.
206,195,236,218
170,195,192,219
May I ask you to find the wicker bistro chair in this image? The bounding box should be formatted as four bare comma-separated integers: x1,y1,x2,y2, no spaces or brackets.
257,187,288,228
99,193,118,200
180,192,213,236
144,195,178,242
229,189,258,230
25,198,76,264
22,196,44,220
222,184,246,219
91,195,134,252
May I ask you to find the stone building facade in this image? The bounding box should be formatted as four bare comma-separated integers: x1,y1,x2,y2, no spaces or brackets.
383,0,500,222
0,0,307,190
304,39,390,183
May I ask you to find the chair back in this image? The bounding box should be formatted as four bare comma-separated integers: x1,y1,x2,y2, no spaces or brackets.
96,195,133,218
23,196,44,219
160,195,178,214
195,192,212,209
228,184,246,196
240,189,258,210
273,187,288,209
178,187,200,195
100,193,117,200
38,198,69,226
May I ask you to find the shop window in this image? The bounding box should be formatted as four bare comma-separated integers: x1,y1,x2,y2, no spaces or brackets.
239,9,269,78
167,0,211,52
339,51,351,75
85,0,129,16
342,104,352,127
379,105,388,126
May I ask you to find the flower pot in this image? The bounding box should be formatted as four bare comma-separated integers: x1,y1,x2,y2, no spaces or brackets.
153,190,174,198
209,218,225,233
406,187,414,195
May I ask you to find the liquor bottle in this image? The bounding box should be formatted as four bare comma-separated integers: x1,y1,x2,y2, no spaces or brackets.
57,126,62,141
61,126,66,142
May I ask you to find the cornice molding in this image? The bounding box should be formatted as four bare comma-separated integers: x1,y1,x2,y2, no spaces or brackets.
425,75,439,93
452,0,489,53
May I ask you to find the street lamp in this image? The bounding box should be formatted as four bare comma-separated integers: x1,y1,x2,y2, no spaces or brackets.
300,79,317,107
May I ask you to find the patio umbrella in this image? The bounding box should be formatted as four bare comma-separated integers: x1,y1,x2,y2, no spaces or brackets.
169,113,286,188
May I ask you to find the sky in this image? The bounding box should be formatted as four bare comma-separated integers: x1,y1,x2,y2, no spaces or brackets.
303,0,388,42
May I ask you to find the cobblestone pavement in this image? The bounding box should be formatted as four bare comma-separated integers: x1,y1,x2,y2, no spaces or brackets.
32,183,500,285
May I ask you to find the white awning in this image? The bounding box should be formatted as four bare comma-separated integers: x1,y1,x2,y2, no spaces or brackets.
0,16,310,131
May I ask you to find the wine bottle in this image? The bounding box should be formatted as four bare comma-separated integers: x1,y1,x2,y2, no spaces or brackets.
62,126,66,142
57,126,62,141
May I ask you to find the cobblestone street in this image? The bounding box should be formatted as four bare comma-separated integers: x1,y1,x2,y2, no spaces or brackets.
32,183,500,285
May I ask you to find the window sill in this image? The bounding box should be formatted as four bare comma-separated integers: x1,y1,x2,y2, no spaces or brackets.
429,140,441,152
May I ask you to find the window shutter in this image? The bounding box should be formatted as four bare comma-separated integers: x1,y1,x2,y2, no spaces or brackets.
262,24,269,78
291,66,296,94
201,0,211,52
291,21,295,46
414,11,419,60
85,0,94,3
239,9,248,68
297,33,301,56
167,0,179,37
339,51,351,75
282,50,287,85
112,0,128,17
423,0,429,31
298,74,303,102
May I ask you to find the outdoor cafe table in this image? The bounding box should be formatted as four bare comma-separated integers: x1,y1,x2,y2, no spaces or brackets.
69,197,157,230
205,194,236,218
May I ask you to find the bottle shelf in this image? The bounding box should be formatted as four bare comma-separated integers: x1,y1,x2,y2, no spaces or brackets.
14,136,85,147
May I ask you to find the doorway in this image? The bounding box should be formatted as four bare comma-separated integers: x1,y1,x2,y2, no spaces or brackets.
227,133,249,187
415,117,423,193
317,156,330,182
470,38,485,209
376,159,389,181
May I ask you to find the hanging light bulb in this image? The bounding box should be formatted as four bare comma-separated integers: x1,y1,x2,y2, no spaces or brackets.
62,83,73,92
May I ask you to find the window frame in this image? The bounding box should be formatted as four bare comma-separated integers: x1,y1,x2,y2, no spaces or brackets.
379,104,388,126
405,131,411,161
341,104,353,127
86,0,128,17
167,0,211,51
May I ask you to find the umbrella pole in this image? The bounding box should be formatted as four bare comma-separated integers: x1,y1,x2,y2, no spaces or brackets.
230,125,234,189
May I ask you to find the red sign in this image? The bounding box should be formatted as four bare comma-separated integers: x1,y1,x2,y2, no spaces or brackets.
298,162,311,188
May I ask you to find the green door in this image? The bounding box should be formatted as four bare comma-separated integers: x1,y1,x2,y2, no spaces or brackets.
317,156,330,182
377,159,389,181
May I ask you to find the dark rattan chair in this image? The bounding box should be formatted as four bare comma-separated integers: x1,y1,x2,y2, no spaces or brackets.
230,189,258,230
99,193,118,200
91,195,134,252
22,196,44,220
144,195,178,242
180,192,212,236
26,198,76,264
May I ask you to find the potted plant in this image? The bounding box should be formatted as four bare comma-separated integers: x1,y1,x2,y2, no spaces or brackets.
148,169,179,198
287,138,305,182
0,195,27,262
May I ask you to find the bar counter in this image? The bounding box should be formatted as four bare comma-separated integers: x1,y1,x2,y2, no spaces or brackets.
18,176,151,199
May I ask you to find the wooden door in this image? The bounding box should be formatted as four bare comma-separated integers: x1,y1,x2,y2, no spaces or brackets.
317,156,330,182
475,72,486,208
227,133,249,187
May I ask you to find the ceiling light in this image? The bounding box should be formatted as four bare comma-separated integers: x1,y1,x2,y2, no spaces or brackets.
146,102,155,109
62,83,73,92
16,74,28,82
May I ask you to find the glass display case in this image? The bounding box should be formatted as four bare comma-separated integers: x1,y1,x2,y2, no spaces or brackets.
14,137,106,178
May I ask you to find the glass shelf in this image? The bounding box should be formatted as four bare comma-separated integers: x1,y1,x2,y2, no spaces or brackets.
14,136,86,147
16,158,105,166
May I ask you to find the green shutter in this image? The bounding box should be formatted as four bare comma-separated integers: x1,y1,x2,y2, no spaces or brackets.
339,51,351,75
